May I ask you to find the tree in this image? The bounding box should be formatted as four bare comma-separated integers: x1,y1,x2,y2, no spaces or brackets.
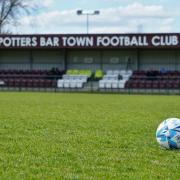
0,0,33,34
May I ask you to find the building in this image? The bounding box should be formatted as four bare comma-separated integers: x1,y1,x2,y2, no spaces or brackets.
0,33,180,93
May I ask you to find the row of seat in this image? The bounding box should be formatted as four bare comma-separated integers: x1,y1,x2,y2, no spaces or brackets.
66,69,92,78
130,75,180,80
126,80,180,89
0,69,64,75
133,70,180,76
57,80,84,88
103,75,119,81
0,69,64,88
0,79,56,88
127,70,180,89
0,70,49,75
62,75,88,83
107,70,133,76
57,74,89,88
107,70,132,81
99,70,132,89
0,74,54,79
99,80,127,89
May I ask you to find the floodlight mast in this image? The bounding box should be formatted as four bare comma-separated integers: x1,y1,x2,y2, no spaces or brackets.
76,10,100,34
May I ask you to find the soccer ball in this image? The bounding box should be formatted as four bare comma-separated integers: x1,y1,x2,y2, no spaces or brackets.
156,118,180,149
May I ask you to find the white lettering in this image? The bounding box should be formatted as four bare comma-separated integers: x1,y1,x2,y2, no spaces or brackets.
152,36,160,46
76,37,93,46
67,37,76,46
32,37,38,47
131,36,138,46
62,37,67,46
124,37,130,46
152,35,179,46
40,37,59,47
4,37,11,47
63,36,94,47
53,37,59,46
172,35,178,45
111,36,119,46
40,37,46,46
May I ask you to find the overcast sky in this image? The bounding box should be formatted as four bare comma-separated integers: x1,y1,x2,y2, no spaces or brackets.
14,0,180,34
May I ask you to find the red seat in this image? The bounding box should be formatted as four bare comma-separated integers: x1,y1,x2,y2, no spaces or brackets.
152,81,159,89
44,80,51,87
166,81,173,89
145,81,152,89
8,79,14,87
172,81,179,89
131,81,139,88
39,79,45,87
32,79,39,87
159,81,166,89
27,79,33,87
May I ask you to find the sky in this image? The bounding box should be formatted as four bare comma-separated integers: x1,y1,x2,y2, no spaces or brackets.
12,0,180,34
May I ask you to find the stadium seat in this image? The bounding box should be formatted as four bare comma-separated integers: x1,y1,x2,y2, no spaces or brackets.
114,70,120,76
166,81,173,89
70,80,77,88
98,70,133,89
95,70,103,80
33,79,39,87
19,79,25,87
172,81,180,89
105,81,112,89
152,81,159,89
145,81,152,89
106,70,113,75
112,80,119,89
27,79,33,87
0,80,5,86
58,70,91,89
138,81,145,89
8,79,14,87
57,79,64,88
118,80,127,89
64,80,70,88
76,80,83,88
131,81,139,89
39,79,45,87
99,80,105,88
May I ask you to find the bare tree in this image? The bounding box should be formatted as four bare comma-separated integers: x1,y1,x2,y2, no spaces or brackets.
0,0,33,34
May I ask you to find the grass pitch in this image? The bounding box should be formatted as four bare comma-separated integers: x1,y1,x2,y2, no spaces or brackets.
0,92,180,179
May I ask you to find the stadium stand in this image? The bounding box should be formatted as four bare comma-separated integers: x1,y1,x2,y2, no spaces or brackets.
57,69,92,89
1,68,180,91
99,70,132,89
126,70,180,89
0,69,64,88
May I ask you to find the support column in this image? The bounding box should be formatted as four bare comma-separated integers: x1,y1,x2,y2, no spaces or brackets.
64,49,68,71
0,51,2,69
30,50,33,70
174,50,178,71
100,50,103,70
136,49,140,70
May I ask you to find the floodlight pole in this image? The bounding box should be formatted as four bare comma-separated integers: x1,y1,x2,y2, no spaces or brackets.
77,10,100,34
87,14,89,34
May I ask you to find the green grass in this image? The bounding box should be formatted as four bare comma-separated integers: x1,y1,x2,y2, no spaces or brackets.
0,92,180,179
